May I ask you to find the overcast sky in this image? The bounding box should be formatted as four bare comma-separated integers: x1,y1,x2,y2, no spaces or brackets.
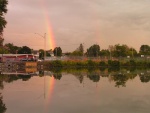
3,0,150,52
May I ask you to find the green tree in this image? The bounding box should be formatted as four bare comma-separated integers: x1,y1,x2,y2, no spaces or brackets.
139,45,150,55
127,47,138,57
0,46,8,54
53,47,62,56
0,0,8,35
71,43,84,56
87,44,100,57
39,49,44,59
18,46,31,54
112,44,129,57
78,43,84,55
99,49,110,57
4,43,19,54
0,0,8,48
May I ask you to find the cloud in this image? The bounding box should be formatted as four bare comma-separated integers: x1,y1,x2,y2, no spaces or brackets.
3,0,150,52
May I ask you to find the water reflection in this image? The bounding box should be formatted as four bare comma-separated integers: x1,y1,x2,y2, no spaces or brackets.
0,68,150,113
0,93,6,113
0,68,150,87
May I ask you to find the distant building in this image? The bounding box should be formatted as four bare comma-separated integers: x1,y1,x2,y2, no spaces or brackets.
0,54,38,62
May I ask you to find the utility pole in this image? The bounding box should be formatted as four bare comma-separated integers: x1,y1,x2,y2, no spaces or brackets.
35,33,46,60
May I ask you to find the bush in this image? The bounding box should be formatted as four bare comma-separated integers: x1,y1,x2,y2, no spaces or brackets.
99,61,107,67
87,60,98,67
51,60,63,67
129,60,136,67
108,60,120,67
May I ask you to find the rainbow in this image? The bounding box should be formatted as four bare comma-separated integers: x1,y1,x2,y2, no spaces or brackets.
46,76,55,102
40,0,56,50
44,76,55,112
45,19,56,50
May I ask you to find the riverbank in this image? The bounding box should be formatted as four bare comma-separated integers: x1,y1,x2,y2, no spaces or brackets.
42,59,150,69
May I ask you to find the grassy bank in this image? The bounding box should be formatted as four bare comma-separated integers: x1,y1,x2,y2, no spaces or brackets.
42,59,150,69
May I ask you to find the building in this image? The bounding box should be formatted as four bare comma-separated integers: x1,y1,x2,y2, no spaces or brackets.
0,54,38,62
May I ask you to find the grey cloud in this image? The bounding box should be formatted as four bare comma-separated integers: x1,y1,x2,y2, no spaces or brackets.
4,0,150,51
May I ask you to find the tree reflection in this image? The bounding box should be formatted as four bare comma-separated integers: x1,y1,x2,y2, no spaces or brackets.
39,70,44,77
111,73,128,88
87,73,100,82
0,93,7,113
18,75,31,81
0,75,5,89
139,72,150,83
53,73,62,80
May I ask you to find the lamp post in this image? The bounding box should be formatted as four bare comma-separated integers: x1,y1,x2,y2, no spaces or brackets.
35,33,46,60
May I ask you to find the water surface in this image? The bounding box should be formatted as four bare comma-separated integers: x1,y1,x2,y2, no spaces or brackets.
0,69,150,113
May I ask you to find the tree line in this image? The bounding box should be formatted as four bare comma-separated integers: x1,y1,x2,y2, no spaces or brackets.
0,42,150,58
0,1,150,58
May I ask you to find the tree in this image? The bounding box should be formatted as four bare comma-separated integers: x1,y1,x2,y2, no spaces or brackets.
71,43,84,56
127,47,138,57
99,49,110,57
39,49,44,59
78,43,84,55
18,46,31,54
112,44,129,57
86,44,100,57
139,45,150,55
0,0,8,35
4,43,19,54
0,47,8,54
53,47,62,56
0,94,7,113
0,0,8,47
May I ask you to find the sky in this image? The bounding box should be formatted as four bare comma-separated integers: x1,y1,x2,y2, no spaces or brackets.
3,0,150,52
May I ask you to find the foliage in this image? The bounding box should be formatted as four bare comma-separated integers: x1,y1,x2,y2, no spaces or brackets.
139,73,150,83
87,44,100,57
0,0,8,35
0,94,7,113
71,43,84,56
99,49,110,57
71,51,83,56
0,47,8,54
0,0,8,48
87,73,100,82
139,45,150,55
49,60,63,67
127,48,138,57
53,47,62,56
108,60,120,67
112,73,128,87
4,43,20,54
39,49,44,59
112,44,129,57
78,43,84,55
0,0,8,34
18,46,31,54
87,60,98,67
99,61,107,67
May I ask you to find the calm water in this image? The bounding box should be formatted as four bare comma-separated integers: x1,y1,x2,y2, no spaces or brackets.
0,69,150,113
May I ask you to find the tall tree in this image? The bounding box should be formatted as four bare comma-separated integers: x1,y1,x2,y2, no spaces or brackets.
139,45,150,55
112,44,129,57
4,43,19,54
53,47,62,56
87,44,100,57
0,0,8,46
18,46,31,54
99,49,110,57
71,43,84,56
39,49,44,59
